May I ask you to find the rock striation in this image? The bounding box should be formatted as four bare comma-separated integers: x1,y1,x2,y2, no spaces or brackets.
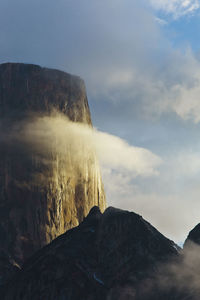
0,63,106,266
0,63,91,124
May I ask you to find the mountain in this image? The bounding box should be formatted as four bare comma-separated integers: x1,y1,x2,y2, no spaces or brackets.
184,223,200,246
1,63,200,299
0,63,106,266
0,63,91,124
1,206,182,300
2,206,200,300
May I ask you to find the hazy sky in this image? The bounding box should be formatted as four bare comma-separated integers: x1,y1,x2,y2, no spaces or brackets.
1,0,200,243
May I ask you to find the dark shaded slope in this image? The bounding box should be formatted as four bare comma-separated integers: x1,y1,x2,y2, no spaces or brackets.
1,207,181,300
184,223,200,246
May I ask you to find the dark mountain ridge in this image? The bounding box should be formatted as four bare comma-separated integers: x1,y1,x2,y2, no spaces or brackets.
2,206,198,300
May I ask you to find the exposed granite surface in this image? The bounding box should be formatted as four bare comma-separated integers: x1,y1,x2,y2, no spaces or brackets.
0,62,92,124
0,63,106,265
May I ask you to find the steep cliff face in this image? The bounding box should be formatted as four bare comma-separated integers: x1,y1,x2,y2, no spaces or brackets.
0,63,106,265
0,63,91,124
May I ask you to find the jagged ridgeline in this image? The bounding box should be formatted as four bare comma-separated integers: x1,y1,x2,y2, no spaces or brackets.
0,63,106,265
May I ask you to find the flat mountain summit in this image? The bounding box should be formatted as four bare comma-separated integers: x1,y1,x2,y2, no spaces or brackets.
0,62,91,123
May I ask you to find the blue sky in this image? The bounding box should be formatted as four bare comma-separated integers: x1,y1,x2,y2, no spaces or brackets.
1,0,200,242
154,7,200,53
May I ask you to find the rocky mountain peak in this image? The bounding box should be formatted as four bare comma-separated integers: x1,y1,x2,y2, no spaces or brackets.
1,206,181,300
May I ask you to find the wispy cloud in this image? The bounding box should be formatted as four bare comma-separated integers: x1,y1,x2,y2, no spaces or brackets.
155,16,168,25
94,129,162,177
1,0,200,123
103,145,200,242
1,112,161,185
149,0,200,18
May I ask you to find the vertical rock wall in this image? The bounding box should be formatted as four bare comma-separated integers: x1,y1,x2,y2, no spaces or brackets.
0,63,106,265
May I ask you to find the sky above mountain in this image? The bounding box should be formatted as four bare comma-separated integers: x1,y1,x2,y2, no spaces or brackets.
1,0,200,243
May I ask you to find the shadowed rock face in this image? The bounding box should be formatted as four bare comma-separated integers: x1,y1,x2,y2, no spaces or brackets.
0,63,92,124
0,63,106,265
184,223,200,246
1,207,182,300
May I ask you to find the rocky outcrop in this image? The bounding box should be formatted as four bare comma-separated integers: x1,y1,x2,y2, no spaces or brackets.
0,63,91,124
184,223,200,246
1,206,182,300
0,63,106,266
3,207,200,299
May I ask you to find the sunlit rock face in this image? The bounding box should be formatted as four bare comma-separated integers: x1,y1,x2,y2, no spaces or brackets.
0,63,106,265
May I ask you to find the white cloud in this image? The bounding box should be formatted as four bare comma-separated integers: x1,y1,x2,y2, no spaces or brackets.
93,130,162,177
155,16,168,25
149,0,200,18
104,169,200,243
171,80,200,123
4,0,200,123
102,145,200,243
147,50,200,123
88,41,200,125
55,1,200,125
13,113,162,179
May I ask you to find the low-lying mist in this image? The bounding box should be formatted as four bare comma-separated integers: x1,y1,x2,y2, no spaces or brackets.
156,241,200,299
107,241,200,299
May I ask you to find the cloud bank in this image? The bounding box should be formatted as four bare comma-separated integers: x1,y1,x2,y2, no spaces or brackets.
11,113,162,177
